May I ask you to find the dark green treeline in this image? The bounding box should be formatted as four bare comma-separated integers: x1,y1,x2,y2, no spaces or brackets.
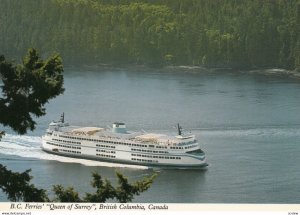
1,0,299,70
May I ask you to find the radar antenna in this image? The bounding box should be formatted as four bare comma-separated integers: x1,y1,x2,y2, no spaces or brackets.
177,123,183,136
60,112,65,123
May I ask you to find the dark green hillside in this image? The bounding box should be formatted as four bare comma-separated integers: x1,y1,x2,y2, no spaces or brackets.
0,0,299,70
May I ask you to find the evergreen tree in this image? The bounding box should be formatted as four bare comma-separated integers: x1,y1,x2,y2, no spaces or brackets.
0,49,156,202
1,0,299,70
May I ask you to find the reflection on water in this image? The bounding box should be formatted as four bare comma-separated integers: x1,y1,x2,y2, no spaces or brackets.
1,67,300,203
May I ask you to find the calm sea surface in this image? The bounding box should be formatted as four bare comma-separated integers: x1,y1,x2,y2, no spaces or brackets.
1,67,300,203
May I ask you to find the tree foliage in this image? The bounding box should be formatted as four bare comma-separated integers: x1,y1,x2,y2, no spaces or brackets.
0,164,156,202
0,48,64,134
0,49,156,202
0,0,299,70
0,164,49,202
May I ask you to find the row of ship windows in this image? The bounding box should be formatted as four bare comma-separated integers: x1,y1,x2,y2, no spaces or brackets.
170,146,183,150
131,148,168,154
53,138,81,145
155,146,168,149
96,154,116,158
185,145,196,149
147,145,168,149
96,149,116,154
96,144,115,149
131,153,181,160
61,149,81,154
46,142,81,149
178,140,197,146
59,135,113,143
58,135,168,149
131,158,159,163
59,135,148,148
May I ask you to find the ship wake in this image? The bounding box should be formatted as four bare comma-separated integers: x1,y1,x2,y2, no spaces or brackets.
0,134,148,169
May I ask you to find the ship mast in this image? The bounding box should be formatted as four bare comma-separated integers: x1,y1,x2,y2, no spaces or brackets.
177,123,182,136
60,112,65,123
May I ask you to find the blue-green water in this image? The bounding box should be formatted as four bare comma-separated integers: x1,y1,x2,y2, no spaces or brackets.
1,67,300,203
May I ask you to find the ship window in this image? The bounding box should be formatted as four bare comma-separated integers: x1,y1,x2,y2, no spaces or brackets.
187,149,204,155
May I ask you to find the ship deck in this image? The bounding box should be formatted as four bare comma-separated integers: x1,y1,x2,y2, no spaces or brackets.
57,125,195,146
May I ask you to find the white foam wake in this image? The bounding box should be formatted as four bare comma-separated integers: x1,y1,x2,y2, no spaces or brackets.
0,134,147,169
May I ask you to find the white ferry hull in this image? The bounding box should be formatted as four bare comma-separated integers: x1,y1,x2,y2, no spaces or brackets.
41,118,208,169
42,137,207,169
42,146,207,169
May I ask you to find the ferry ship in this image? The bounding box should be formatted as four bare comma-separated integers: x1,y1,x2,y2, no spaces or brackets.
41,114,207,169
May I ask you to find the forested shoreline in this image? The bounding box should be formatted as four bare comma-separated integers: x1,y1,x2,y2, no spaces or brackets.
1,0,299,70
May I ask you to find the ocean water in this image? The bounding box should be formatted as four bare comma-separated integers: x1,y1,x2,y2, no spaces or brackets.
1,67,300,203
